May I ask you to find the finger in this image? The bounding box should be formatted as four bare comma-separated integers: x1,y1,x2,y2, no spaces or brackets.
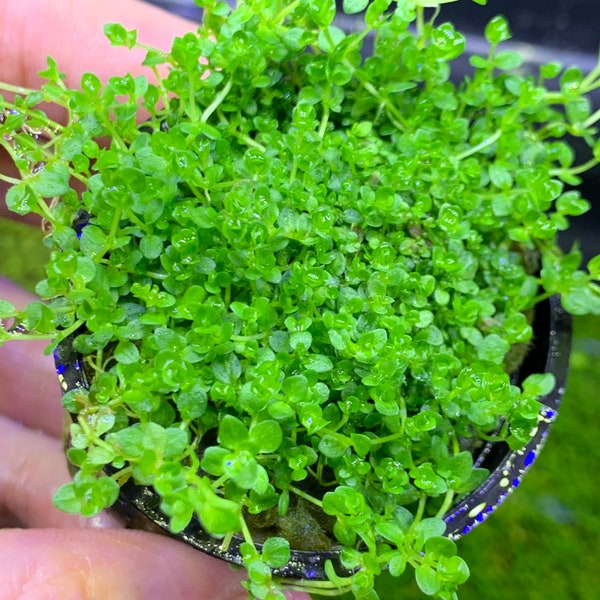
0,0,195,90
0,528,313,600
0,277,64,438
0,528,246,600
0,415,122,529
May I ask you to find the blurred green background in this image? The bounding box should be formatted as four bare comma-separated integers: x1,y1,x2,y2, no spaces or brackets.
0,217,599,600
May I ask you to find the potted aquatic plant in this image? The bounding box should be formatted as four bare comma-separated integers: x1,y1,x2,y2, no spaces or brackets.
1,0,599,598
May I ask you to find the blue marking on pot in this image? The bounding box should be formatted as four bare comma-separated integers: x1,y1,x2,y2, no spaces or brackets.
524,450,536,467
72,210,90,239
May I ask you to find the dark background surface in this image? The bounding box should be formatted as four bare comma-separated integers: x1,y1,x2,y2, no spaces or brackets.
443,0,600,56
147,0,600,55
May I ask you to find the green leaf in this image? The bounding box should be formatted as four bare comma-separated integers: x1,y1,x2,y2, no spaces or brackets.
414,518,447,547
556,191,590,216
114,340,140,364
282,374,309,403
0,300,17,318
438,554,470,584
289,330,312,350
218,414,249,449
522,372,556,397
261,537,290,568
588,255,600,279
431,23,465,60
90,410,116,436
562,286,600,315
139,234,164,259
343,0,369,14
52,472,119,517
104,23,138,48
212,353,242,384
477,334,510,363
388,552,407,577
223,450,268,492
200,446,230,476
175,384,208,420
318,433,351,458
504,312,532,344
195,478,241,534
306,0,336,27
494,50,523,71
317,26,346,53
249,420,283,453
5,183,38,216
415,564,441,596
410,463,447,495
489,163,514,190
52,482,81,514
424,535,457,558
304,353,334,373
484,15,512,45
31,161,71,197
22,301,56,333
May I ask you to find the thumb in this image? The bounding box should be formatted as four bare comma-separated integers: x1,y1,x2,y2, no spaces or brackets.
0,528,311,600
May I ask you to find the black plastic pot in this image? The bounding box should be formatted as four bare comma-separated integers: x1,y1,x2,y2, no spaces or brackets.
54,294,571,581
443,295,571,539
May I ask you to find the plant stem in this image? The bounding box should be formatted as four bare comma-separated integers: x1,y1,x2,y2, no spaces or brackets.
454,129,501,161
273,0,301,24
0,82,39,96
413,493,427,526
201,77,233,123
239,515,256,547
416,6,425,38
187,71,200,122
97,209,122,260
234,132,266,152
0,173,21,185
582,105,600,129
56,318,86,341
435,489,456,519
230,332,268,341
289,485,323,508
368,430,404,448
344,60,407,131
280,579,353,596
318,103,330,139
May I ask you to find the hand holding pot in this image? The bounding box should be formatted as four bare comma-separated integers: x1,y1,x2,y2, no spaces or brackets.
0,2,310,599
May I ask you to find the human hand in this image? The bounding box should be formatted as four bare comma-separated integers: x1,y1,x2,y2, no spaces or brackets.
0,2,310,599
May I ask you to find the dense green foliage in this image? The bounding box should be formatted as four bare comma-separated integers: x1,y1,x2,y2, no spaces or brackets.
1,0,600,598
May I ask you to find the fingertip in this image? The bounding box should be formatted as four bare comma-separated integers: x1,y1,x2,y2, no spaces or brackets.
0,0,196,90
